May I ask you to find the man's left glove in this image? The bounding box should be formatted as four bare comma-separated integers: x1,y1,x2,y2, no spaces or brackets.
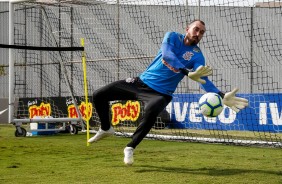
223,88,249,113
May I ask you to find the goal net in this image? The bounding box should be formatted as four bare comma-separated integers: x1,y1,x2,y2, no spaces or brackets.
0,0,281,147
0,0,87,135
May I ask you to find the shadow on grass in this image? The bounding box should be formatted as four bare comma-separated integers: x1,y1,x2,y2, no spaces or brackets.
134,165,282,176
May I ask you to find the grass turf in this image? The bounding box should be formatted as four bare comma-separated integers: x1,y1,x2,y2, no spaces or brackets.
0,124,281,184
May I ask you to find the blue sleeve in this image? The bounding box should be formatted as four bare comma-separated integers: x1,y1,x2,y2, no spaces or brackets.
191,54,220,93
161,32,186,70
200,77,220,93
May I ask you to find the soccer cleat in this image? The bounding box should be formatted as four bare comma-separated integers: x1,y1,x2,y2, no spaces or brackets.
124,147,134,165
88,126,115,143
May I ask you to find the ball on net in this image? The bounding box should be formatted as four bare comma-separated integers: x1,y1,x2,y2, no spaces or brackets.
199,93,223,117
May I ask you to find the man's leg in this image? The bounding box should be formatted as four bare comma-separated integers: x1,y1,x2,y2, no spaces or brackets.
127,94,171,148
124,92,171,165
89,79,137,143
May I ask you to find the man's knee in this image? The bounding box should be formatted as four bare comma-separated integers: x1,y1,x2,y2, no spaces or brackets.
92,90,104,103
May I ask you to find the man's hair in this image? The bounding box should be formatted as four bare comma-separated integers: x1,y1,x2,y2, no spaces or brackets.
187,19,205,27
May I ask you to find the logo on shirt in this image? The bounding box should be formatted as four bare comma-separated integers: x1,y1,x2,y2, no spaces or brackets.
182,51,194,61
193,47,201,53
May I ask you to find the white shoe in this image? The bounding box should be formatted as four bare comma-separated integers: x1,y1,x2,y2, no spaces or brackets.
88,127,115,143
124,147,134,165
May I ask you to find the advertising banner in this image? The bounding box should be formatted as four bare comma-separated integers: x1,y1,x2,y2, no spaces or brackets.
18,93,282,133
168,94,282,133
18,97,93,122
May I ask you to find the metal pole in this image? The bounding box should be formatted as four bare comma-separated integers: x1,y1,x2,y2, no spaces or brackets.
250,7,254,93
8,1,15,123
24,5,27,97
117,0,120,80
198,0,201,19
186,0,189,26
9,0,30,3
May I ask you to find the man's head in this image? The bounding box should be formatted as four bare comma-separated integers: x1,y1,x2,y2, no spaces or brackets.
184,20,206,46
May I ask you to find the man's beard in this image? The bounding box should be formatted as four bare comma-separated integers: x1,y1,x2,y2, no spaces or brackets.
190,36,199,45
190,40,197,45
184,34,199,45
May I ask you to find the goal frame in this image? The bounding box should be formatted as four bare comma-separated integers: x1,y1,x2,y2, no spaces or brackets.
7,0,84,136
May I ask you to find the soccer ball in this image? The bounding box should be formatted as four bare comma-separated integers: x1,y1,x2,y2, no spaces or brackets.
199,93,224,117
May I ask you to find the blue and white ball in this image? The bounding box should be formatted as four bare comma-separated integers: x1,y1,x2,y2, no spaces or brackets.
199,93,224,117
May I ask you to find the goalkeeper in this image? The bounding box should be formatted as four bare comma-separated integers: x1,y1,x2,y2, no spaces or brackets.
88,20,249,165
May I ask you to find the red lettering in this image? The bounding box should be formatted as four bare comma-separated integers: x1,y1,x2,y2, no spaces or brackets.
29,103,51,118
67,102,93,121
111,101,141,125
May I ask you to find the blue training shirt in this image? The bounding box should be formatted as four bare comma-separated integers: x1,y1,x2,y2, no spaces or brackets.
139,31,220,96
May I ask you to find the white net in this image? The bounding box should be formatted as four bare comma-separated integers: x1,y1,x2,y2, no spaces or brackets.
0,0,281,146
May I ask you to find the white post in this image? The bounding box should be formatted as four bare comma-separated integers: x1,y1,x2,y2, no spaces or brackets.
8,1,15,123
7,0,31,123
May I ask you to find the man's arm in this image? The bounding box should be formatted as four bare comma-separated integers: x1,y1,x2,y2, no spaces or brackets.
161,32,212,84
161,42,186,71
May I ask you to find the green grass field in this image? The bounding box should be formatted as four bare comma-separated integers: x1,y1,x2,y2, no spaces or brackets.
0,124,281,184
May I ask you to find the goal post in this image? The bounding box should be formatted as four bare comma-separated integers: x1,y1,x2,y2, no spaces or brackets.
4,0,86,136
0,0,281,147
8,0,15,125
5,0,33,126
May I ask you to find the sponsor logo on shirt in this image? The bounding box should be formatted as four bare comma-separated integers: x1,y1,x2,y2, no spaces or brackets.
182,51,194,61
193,47,201,53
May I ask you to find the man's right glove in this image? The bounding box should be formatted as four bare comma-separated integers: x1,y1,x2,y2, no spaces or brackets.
187,65,212,84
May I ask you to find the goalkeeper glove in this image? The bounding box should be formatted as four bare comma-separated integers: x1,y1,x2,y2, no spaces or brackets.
223,88,249,113
183,65,212,84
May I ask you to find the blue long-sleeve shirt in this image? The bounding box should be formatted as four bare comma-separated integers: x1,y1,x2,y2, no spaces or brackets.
139,31,220,96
